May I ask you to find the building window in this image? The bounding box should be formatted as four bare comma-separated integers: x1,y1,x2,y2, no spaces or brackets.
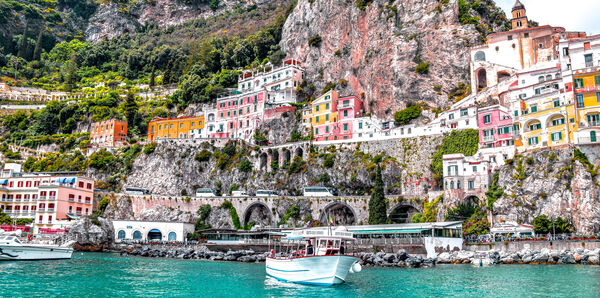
584,42,591,50
316,105,319,112
563,48,569,56
574,78,584,88
344,110,348,117
508,35,513,40
528,136,539,145
596,76,600,86
449,113,454,120
315,116,319,122
457,181,461,189
530,105,538,113
450,181,454,189
325,103,330,110
359,122,363,129
325,126,329,133
576,94,585,108
551,132,562,141
472,166,477,172
551,118,565,126
460,109,468,116
554,99,560,107
585,54,593,67
529,123,541,131
468,180,474,189
591,131,598,142
315,128,318,134
483,114,491,124
325,114,329,121
587,114,599,125
344,124,348,131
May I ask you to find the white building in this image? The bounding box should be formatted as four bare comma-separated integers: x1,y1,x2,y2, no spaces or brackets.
442,153,492,208
113,220,195,242
238,59,304,105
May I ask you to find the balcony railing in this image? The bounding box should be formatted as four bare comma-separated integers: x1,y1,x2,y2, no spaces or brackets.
574,85,600,93
39,196,47,201
46,208,55,212
76,212,82,216
588,121,600,127
483,135,494,142
48,196,56,201
68,198,74,202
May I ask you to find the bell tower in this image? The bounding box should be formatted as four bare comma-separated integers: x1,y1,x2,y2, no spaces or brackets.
511,0,528,30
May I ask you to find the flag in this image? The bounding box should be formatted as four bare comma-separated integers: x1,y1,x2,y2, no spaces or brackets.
329,215,335,226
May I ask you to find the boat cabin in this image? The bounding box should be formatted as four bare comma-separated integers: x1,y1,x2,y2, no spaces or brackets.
0,236,22,246
271,226,355,258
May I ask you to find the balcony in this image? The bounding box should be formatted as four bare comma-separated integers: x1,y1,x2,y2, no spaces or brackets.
482,135,494,142
76,212,82,216
574,85,600,94
48,196,56,201
68,198,74,202
46,208,55,212
39,196,47,201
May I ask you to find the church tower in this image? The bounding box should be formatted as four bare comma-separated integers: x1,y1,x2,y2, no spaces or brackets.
511,0,528,29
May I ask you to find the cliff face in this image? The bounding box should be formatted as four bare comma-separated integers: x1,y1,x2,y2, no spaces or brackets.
281,0,502,118
492,148,600,234
84,0,283,43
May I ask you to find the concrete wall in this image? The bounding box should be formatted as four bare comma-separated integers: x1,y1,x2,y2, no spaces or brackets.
465,240,600,252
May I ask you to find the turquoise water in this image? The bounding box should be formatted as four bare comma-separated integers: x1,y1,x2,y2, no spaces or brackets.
0,253,599,297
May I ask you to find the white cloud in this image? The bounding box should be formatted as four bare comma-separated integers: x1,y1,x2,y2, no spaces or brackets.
495,0,600,35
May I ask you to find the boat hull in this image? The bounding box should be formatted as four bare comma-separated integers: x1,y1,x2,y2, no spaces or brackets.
266,255,359,286
0,245,73,261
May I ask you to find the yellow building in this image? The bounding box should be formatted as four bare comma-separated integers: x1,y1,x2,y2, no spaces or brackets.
147,115,205,141
513,91,571,152
573,70,600,144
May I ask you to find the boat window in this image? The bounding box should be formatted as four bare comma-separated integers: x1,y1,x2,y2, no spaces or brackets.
334,240,340,248
319,239,326,248
14,238,21,244
327,240,333,248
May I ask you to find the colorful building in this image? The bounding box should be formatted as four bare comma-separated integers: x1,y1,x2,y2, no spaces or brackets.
147,115,205,141
213,91,266,139
507,64,572,152
469,0,585,93
442,153,491,207
560,34,600,145
477,105,515,149
0,164,95,234
90,119,128,148
238,59,304,105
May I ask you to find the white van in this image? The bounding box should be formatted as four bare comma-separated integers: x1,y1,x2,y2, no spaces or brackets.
256,190,279,197
232,190,249,197
195,188,217,197
303,187,337,197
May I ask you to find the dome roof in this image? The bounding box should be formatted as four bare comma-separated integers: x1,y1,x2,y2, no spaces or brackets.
512,0,525,11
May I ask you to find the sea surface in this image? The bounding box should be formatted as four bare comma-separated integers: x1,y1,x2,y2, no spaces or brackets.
0,253,599,297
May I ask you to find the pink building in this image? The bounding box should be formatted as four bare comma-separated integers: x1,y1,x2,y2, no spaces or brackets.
477,105,515,148
0,164,95,234
213,91,266,139
335,96,363,140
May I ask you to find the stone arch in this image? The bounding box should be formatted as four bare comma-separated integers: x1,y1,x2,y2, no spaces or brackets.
497,71,511,83
282,149,291,166
259,152,268,170
147,228,162,241
389,204,420,224
168,231,177,241
319,201,356,226
477,68,488,89
243,202,273,227
295,147,304,160
117,230,126,239
464,195,479,205
474,51,486,62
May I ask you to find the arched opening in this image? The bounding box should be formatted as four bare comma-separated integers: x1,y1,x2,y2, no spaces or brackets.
477,69,487,90
243,202,272,228
208,113,215,121
474,51,486,62
389,205,420,224
446,197,478,221
147,229,162,241
259,152,268,170
294,147,304,160
133,231,142,240
319,202,356,226
168,232,177,241
282,149,291,167
526,119,542,132
548,114,566,127
117,230,126,239
497,71,511,83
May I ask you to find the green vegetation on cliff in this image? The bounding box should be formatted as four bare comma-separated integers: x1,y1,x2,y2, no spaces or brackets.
430,129,479,186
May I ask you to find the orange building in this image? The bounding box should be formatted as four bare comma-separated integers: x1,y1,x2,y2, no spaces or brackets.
147,115,205,141
90,119,128,148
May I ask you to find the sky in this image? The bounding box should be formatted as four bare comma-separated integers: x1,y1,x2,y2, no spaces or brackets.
495,0,600,35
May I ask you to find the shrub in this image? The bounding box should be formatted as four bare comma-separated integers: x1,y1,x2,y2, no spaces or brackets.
323,155,335,168
430,129,479,185
195,150,212,162
394,105,422,126
308,35,322,47
415,62,429,74
144,142,158,155
238,158,253,172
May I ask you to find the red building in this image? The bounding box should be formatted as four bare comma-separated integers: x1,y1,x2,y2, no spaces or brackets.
90,119,128,148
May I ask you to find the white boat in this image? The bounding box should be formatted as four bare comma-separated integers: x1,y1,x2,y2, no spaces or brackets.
265,226,362,286
0,232,73,261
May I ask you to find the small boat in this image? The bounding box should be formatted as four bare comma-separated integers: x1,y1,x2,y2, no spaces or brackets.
265,226,362,286
0,231,74,261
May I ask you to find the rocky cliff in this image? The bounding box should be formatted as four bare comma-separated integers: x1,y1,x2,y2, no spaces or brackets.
492,147,600,234
281,0,507,118
84,0,286,43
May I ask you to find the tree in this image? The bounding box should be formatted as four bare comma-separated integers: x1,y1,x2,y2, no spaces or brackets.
533,215,551,234
123,91,138,136
64,54,79,91
17,22,29,59
149,68,156,90
33,29,44,61
368,164,388,224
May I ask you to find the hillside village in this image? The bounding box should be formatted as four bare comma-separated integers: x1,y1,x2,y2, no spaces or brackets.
0,0,599,237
